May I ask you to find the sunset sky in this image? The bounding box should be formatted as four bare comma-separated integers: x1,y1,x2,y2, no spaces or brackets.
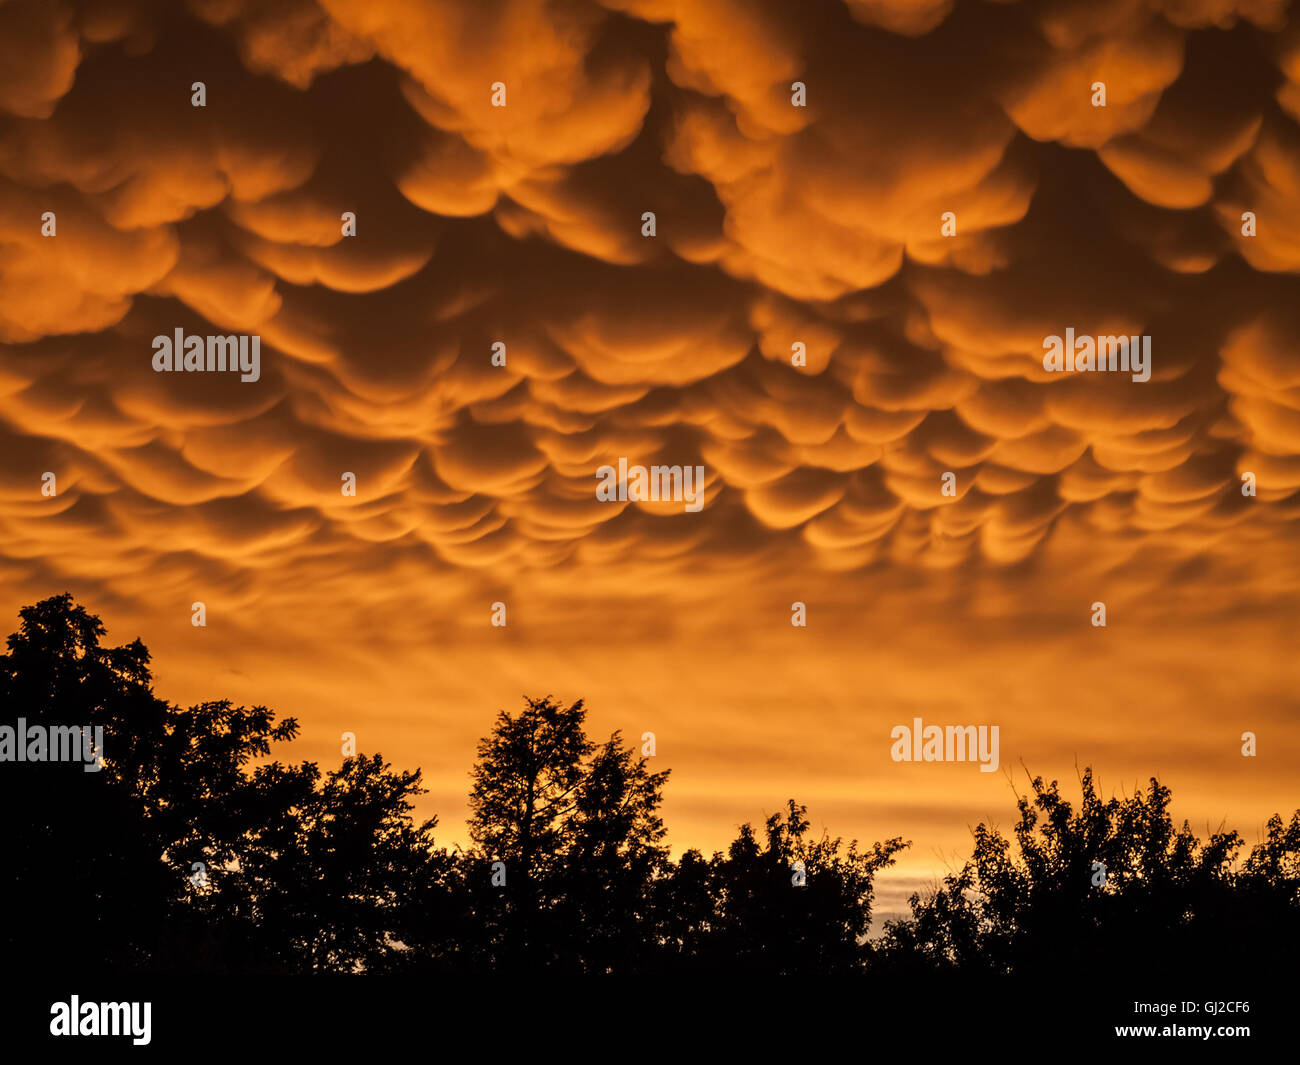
2,0,1299,918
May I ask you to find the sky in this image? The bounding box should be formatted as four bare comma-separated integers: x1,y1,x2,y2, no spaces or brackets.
2,0,1299,918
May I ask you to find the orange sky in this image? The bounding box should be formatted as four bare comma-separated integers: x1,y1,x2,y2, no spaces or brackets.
2,0,1300,919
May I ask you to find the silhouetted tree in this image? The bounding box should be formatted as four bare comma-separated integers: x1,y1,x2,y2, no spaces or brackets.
550,733,671,972
466,695,593,966
873,768,1300,979
658,801,907,976
5,596,1300,981
464,697,670,970
203,753,448,973
0,595,452,974
0,595,171,971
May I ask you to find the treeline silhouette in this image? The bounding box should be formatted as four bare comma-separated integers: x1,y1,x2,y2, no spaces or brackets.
3,594,1297,978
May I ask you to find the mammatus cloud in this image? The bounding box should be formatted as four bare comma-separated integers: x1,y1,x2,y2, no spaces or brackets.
1,0,1297,863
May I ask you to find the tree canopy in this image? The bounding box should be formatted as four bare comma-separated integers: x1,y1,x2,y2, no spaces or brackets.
2,595,1296,977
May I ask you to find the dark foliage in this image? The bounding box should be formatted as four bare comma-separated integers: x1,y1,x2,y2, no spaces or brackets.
3,595,1296,977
